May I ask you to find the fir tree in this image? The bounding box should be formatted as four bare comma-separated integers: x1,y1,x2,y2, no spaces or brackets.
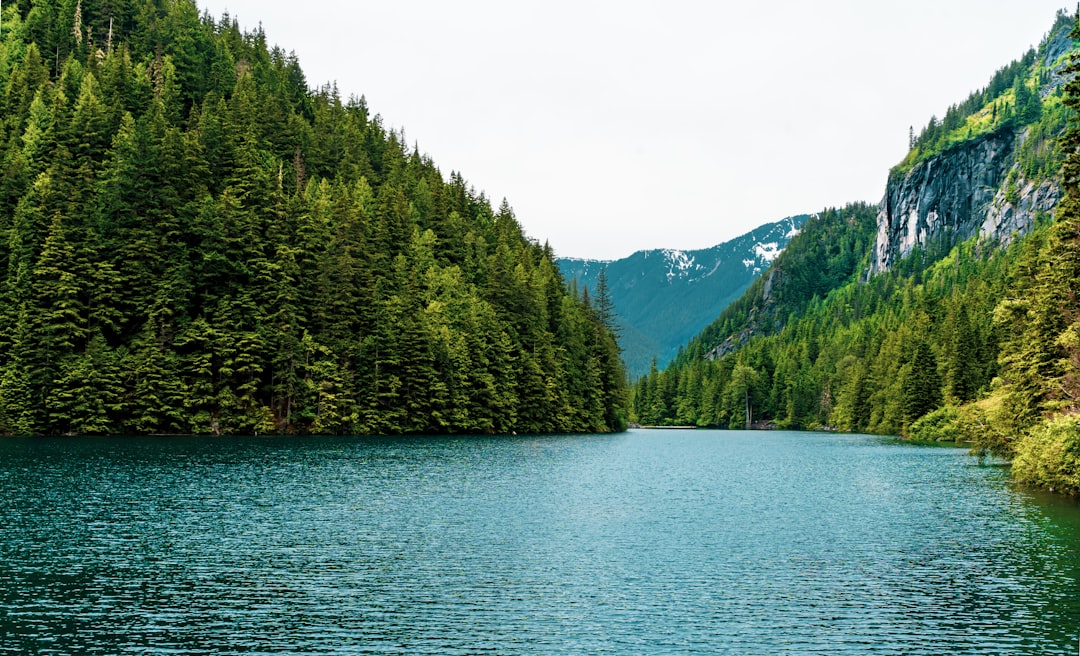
0,0,627,436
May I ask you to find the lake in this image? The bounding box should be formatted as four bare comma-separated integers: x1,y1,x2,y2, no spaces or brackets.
1,430,1078,654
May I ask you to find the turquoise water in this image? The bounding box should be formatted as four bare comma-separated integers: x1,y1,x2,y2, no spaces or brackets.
1,430,1078,654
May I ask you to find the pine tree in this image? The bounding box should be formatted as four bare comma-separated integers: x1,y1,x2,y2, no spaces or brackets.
943,303,979,403
899,339,942,428
729,364,763,430
0,0,628,436
1034,8,1080,416
994,11,1080,443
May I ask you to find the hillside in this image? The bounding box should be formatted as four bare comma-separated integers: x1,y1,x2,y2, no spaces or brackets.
0,0,627,435
557,215,807,378
632,10,1080,494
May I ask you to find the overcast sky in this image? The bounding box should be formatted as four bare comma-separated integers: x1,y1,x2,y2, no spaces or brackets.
197,1,1069,260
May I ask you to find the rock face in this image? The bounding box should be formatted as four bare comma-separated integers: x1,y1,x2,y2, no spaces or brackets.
1040,23,1076,97
980,174,1060,244
869,127,1062,275
869,131,1018,274
868,18,1072,275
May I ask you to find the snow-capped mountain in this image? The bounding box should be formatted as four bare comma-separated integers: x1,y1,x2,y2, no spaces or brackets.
558,215,808,378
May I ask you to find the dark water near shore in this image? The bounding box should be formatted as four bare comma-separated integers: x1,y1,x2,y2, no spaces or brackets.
1,430,1078,655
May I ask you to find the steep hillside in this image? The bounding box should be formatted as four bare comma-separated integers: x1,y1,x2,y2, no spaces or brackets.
693,204,878,360
632,10,1080,495
654,9,1072,377
0,0,626,435
558,215,807,377
872,14,1073,273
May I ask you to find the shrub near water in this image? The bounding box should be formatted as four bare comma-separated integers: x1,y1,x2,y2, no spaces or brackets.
908,404,990,444
1012,415,1080,495
908,406,964,442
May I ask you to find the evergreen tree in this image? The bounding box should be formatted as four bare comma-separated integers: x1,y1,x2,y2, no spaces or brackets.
0,0,627,436
899,339,942,428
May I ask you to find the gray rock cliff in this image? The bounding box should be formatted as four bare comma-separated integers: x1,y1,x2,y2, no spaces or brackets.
869,128,1060,275
868,20,1072,275
870,131,1017,274
979,168,1060,243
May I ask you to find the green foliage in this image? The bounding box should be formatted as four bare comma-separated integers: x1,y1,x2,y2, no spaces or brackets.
689,204,878,359
630,204,1023,433
631,9,1080,497
0,0,626,436
895,11,1072,174
977,10,1080,464
980,9,1080,489
908,404,988,444
1011,414,1080,495
900,339,942,427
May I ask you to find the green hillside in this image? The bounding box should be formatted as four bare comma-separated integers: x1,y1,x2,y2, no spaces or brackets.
558,215,808,378
632,10,1080,495
0,0,626,435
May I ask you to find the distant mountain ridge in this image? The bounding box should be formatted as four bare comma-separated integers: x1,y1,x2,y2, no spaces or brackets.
558,215,808,377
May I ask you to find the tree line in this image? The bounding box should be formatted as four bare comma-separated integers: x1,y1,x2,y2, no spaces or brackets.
631,224,1015,433
900,10,1072,174
0,0,627,435
632,11,1080,494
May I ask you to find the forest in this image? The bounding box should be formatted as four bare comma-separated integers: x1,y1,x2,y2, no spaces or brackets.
0,0,628,435
631,11,1080,494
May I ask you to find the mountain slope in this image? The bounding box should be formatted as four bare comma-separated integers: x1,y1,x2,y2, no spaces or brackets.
558,215,807,378
0,0,627,435
659,10,1073,378
871,14,1074,273
632,10,1080,495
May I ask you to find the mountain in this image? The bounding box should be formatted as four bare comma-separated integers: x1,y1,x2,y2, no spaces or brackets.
0,0,626,435
557,215,808,378
694,203,879,361
631,10,1080,495
871,19,1074,273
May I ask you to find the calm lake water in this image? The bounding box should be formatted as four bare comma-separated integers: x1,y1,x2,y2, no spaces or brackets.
1,430,1079,655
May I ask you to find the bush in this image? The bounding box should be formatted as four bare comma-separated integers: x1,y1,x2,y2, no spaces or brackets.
909,405,963,442
909,404,989,444
1012,414,1080,495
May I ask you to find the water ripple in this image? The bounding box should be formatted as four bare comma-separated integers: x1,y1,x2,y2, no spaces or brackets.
1,432,1078,654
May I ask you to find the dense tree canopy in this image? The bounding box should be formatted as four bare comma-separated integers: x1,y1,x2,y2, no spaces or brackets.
631,10,1080,494
0,0,627,435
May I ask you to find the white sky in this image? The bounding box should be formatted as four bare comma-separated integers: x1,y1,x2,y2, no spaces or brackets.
196,0,1070,260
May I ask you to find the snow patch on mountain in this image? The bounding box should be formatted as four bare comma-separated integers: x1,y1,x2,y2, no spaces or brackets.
663,249,698,281
783,215,802,239
740,242,782,273
754,242,781,262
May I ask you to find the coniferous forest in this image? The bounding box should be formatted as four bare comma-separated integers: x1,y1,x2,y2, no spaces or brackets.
0,0,628,435
631,11,1080,495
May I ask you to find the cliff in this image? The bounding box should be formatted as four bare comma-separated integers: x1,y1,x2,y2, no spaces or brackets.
868,19,1073,274
869,128,1064,274
871,130,1014,273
